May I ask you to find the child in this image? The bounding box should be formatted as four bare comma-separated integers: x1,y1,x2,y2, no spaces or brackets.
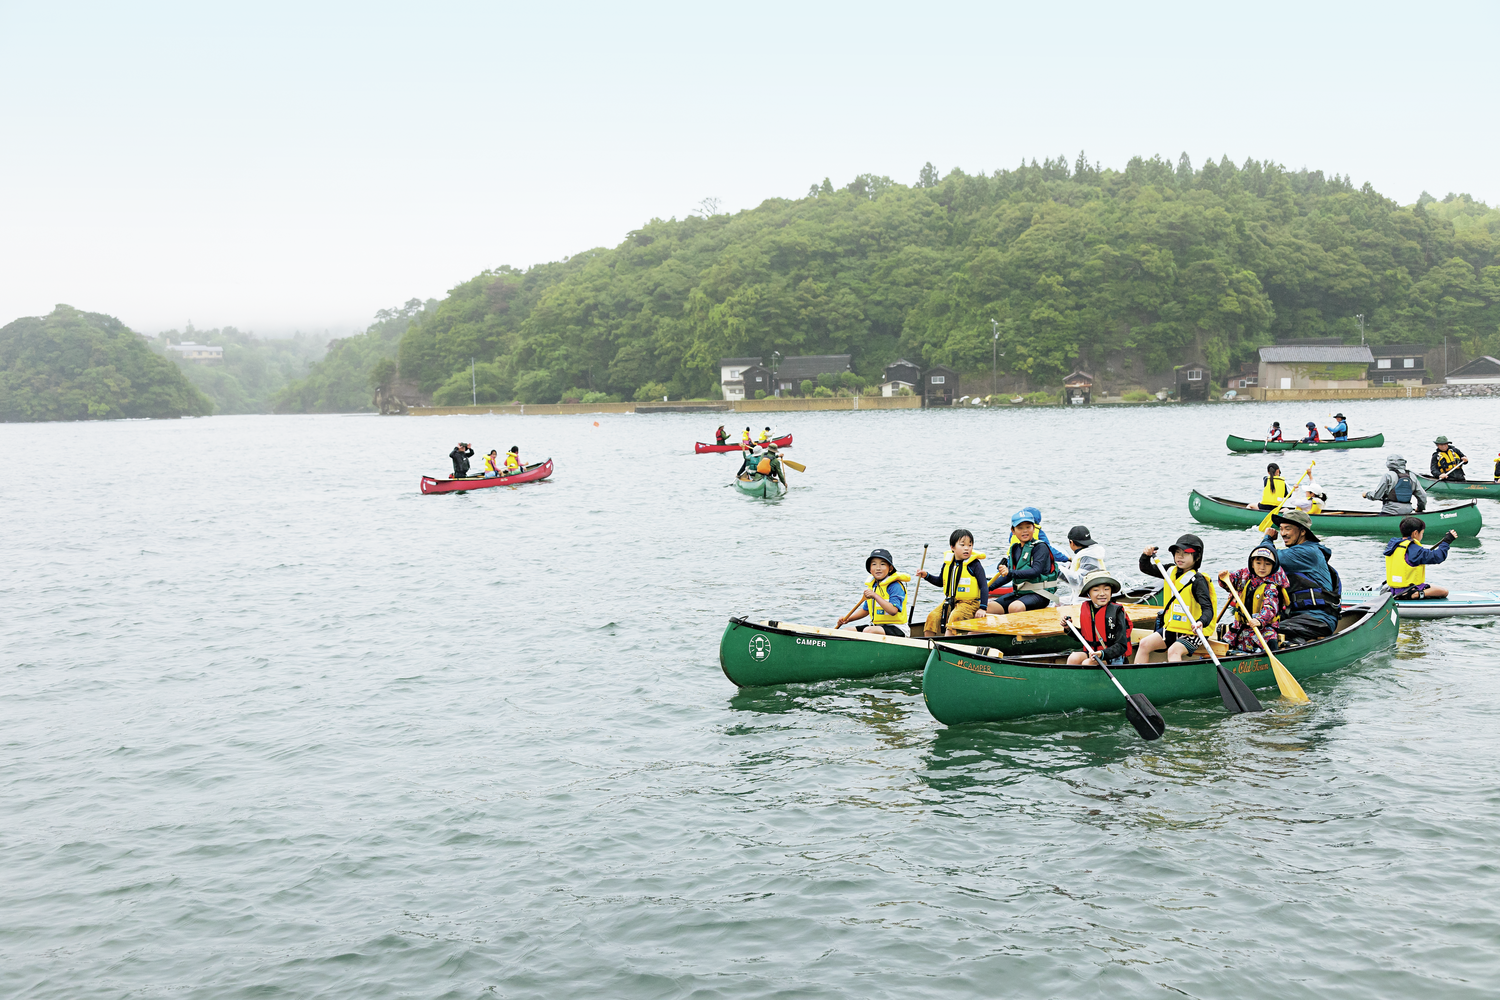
1135,533,1218,663
741,426,752,447
1300,421,1320,444
503,445,521,472
1258,463,1288,511
1064,572,1132,666
837,549,911,636
1217,545,1291,654
989,510,1061,613
1384,517,1458,599
1267,421,1283,442
922,530,989,635
758,426,773,444
483,449,501,477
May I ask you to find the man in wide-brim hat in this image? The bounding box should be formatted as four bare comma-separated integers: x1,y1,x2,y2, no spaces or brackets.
1431,435,1469,482
1265,508,1339,640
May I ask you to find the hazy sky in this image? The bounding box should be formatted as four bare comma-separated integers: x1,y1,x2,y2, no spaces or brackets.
3,1,1495,337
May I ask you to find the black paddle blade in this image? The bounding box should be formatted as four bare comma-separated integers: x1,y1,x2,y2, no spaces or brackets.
1124,694,1166,741
1216,664,1265,714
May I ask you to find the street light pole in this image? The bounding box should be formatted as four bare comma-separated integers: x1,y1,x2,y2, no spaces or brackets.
991,318,999,396
1355,313,1365,346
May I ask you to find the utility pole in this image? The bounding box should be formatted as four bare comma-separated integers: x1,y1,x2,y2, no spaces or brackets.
471,357,476,405
1355,314,1365,345
991,318,999,396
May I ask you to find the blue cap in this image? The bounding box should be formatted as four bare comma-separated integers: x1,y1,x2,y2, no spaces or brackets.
1011,509,1037,527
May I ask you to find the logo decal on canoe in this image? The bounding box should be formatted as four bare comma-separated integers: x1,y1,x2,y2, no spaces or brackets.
1192,496,1202,511
796,638,826,647
1441,513,1456,519
748,635,772,661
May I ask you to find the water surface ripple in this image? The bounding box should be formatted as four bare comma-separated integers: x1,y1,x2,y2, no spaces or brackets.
3,400,1499,998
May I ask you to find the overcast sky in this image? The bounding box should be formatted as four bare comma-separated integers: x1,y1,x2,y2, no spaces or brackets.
3,1,1495,337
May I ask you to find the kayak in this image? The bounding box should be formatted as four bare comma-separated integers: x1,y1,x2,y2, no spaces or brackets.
734,473,786,498
719,603,1163,688
921,594,1398,725
1187,490,1483,537
1416,474,1500,499
696,434,792,454
1226,433,1384,453
1344,590,1500,620
420,459,553,494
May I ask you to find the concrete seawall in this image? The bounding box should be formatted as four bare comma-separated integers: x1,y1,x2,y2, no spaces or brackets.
408,396,923,416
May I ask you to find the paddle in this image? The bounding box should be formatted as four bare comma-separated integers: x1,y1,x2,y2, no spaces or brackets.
781,458,807,473
1153,556,1264,714
906,544,929,634
1254,460,1316,534
1062,615,1166,741
1220,571,1310,703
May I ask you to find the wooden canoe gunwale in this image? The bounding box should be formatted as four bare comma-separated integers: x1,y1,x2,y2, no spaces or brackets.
1225,433,1384,453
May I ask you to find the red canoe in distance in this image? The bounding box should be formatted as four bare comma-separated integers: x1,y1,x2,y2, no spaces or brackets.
694,434,792,454
420,458,554,494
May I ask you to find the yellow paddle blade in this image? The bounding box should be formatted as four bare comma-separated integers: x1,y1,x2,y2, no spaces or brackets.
1268,652,1310,703
781,458,806,472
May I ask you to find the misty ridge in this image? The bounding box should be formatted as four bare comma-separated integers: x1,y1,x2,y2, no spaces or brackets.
4,153,1500,421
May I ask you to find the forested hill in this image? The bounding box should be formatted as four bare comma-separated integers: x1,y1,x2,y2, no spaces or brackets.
0,305,212,421
395,154,1500,404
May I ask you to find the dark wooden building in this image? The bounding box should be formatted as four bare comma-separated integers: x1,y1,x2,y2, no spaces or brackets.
1063,370,1094,405
772,354,852,396
1175,363,1209,400
739,364,773,399
923,364,958,406
881,359,921,396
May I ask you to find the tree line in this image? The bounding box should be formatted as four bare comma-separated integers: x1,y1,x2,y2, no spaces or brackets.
380,153,1500,405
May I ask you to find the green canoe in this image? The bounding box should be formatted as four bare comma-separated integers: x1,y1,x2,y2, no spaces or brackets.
1188,490,1484,537
921,594,1398,725
1226,433,1384,453
733,473,785,498
719,613,1161,688
1416,474,1500,499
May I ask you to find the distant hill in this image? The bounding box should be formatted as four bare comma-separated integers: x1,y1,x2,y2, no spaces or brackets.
393,155,1500,402
150,325,328,414
274,299,433,413
0,305,212,421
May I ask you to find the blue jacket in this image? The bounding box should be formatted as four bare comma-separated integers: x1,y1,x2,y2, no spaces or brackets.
1382,536,1451,566
1265,532,1338,629
1328,420,1348,440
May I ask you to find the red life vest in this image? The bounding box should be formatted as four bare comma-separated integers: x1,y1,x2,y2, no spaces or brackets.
1079,602,1132,658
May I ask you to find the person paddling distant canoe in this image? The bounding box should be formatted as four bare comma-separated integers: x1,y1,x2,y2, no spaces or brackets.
504,445,521,473
1258,463,1289,511
1384,516,1457,600
1267,421,1283,442
836,548,910,636
1431,436,1468,481
715,425,728,446
1300,421,1320,444
758,426,772,445
741,427,752,447
483,450,501,478
449,442,475,477
1326,412,1349,441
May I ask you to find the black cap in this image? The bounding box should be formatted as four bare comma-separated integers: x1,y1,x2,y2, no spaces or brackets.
1067,525,1094,546
865,548,897,573
1169,533,1205,556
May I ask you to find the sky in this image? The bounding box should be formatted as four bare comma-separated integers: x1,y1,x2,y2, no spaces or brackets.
2,1,1495,338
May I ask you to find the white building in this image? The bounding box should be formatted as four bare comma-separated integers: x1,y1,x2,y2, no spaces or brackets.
1444,356,1500,385
166,341,224,364
719,357,763,400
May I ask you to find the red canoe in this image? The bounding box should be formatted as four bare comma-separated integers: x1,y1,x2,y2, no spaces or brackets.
694,434,792,454
420,458,554,494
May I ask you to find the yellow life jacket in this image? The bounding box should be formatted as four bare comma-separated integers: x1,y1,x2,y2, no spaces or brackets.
759,430,770,443
1260,475,1289,507
484,454,499,473
1163,568,1219,635
742,429,752,445
1235,578,1289,625
865,573,913,625
941,551,987,603
504,452,521,471
1435,448,1463,475
1385,539,1427,590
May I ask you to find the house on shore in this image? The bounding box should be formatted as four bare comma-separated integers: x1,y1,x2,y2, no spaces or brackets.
1257,345,1374,390
718,357,763,400
772,355,852,396
1063,370,1094,405
1367,344,1429,386
1444,356,1500,385
880,359,921,396
166,341,223,364
1175,363,1209,400
923,364,958,406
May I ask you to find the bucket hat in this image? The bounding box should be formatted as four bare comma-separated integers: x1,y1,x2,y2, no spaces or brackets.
1270,507,1320,543
865,548,897,573
1079,570,1121,596
1435,435,1451,445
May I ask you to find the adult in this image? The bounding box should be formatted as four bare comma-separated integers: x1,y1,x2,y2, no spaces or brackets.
1267,421,1283,442
1264,509,1340,642
1326,412,1349,441
1362,454,1428,516
1430,436,1468,481
1258,462,1289,511
715,425,728,446
989,510,1061,613
761,444,788,488
1300,421,1320,444
1058,525,1109,600
449,442,475,477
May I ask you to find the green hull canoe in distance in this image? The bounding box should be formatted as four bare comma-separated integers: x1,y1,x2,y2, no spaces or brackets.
921,595,1398,725
719,616,1142,688
734,473,786,498
1416,474,1500,499
1188,490,1483,538
1225,433,1384,453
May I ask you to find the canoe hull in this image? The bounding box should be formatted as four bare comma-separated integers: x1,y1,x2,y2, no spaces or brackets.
1416,474,1500,499
734,473,785,498
921,596,1399,725
1226,433,1384,453
1188,490,1483,538
1345,590,1500,619
420,459,553,494
696,434,792,454
720,618,930,686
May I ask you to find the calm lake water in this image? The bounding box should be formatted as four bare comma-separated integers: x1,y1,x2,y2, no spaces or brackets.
4,399,1500,999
